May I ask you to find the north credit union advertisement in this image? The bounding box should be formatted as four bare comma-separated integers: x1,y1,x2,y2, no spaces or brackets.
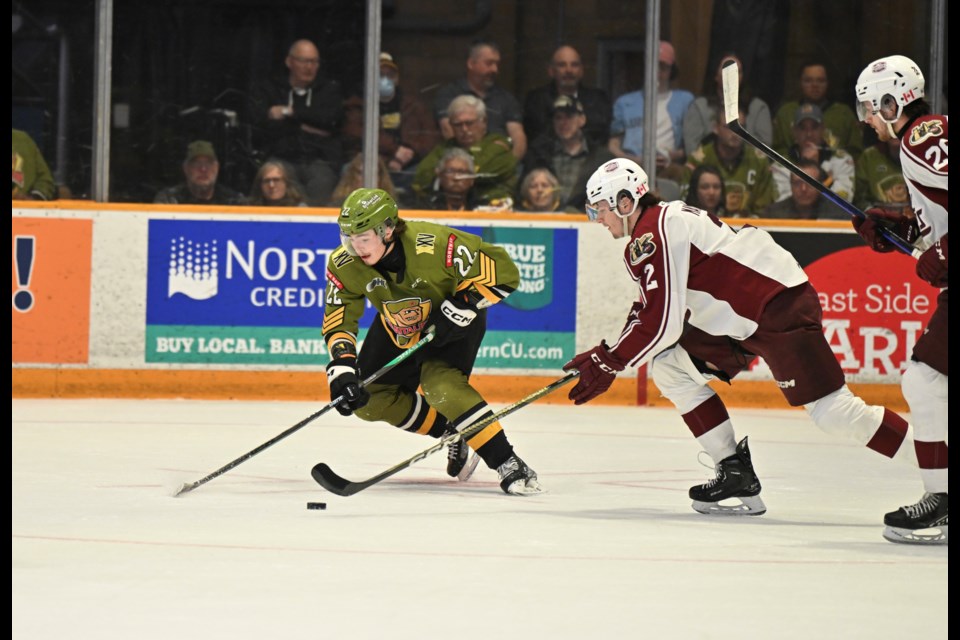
144,219,577,369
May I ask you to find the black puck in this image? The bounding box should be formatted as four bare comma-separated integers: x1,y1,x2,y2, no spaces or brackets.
306,502,327,510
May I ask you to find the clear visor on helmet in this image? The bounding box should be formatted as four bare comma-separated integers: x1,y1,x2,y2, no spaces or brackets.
586,193,639,221
857,94,900,123
339,231,359,256
585,202,602,221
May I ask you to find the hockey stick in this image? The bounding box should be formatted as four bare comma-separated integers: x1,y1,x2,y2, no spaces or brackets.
311,370,579,497
719,60,921,259
173,328,435,496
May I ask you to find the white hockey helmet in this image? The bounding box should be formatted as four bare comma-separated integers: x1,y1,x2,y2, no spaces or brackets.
584,158,649,220
855,55,924,123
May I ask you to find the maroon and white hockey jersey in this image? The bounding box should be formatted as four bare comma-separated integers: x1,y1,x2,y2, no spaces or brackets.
900,114,948,248
607,201,808,368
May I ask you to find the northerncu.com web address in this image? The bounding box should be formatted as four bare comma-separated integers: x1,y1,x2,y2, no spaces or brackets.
477,341,565,360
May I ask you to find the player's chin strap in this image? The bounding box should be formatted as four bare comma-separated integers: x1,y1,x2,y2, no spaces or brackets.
618,198,641,236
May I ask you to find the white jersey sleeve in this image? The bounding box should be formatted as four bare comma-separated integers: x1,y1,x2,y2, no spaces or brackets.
607,201,808,369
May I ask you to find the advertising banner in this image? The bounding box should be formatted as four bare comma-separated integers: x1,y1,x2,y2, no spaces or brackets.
145,219,577,370
748,231,938,383
11,217,92,364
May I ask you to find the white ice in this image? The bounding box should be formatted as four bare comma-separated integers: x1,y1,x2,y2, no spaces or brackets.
12,398,947,640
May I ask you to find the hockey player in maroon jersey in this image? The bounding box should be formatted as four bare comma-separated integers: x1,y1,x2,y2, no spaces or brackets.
563,158,920,530
853,55,948,544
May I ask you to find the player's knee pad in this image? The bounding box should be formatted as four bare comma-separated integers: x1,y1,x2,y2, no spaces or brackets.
651,346,716,414
803,385,885,444
901,360,948,444
352,383,408,423
901,360,948,407
419,359,481,418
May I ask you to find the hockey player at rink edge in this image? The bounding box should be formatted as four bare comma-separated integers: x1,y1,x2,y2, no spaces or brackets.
321,187,543,495
562,157,943,544
852,54,948,544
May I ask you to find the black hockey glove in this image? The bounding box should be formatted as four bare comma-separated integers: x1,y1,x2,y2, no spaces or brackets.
327,357,370,417
429,293,479,348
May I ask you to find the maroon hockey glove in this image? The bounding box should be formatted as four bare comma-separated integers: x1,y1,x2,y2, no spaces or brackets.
916,234,948,288
562,341,626,405
852,207,919,253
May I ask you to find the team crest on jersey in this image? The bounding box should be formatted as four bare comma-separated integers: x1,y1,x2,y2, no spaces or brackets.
908,120,944,146
366,277,388,292
381,297,431,337
415,233,436,255
628,232,657,265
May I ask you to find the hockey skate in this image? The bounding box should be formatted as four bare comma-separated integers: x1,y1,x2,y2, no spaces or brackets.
689,436,766,516
497,455,544,496
882,493,948,545
445,431,480,481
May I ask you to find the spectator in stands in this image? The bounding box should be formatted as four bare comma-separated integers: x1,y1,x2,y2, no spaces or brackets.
12,129,56,201
154,140,247,205
771,103,855,203
377,52,443,198
329,154,398,208
515,168,564,213
682,53,772,157
250,39,344,206
415,147,510,212
248,159,306,207
433,39,527,159
523,45,612,149
414,95,517,206
522,95,614,212
682,164,727,218
772,59,863,159
609,41,693,182
763,158,848,220
854,137,910,214
683,107,776,217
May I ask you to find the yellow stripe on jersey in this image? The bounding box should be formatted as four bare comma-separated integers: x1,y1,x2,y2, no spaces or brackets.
415,406,441,435
465,421,503,450
322,307,346,334
469,252,497,287
457,280,503,307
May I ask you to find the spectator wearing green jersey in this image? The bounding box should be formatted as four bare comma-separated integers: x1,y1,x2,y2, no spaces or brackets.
681,107,776,217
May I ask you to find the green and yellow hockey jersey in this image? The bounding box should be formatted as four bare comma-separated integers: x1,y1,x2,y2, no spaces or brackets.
322,219,520,352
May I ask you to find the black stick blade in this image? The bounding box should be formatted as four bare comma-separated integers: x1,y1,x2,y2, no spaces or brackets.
311,463,355,496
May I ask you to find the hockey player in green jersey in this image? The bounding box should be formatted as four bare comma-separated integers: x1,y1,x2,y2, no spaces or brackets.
321,187,543,495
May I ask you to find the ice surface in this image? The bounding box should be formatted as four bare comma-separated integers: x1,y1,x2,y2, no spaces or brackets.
12,398,946,639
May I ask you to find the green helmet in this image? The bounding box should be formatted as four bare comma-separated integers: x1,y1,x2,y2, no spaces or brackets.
338,188,399,238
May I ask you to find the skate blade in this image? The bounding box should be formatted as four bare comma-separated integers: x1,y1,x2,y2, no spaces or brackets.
883,524,948,545
505,479,546,496
457,453,481,482
692,495,766,516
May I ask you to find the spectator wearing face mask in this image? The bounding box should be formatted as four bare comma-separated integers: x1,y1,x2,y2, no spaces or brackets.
376,52,442,201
